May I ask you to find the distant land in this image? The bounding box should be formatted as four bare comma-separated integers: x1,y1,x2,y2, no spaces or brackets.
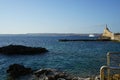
0,33,101,37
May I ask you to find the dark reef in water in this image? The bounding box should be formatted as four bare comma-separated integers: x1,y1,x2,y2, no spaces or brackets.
0,45,48,55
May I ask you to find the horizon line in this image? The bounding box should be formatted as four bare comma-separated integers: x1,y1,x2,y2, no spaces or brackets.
0,33,102,35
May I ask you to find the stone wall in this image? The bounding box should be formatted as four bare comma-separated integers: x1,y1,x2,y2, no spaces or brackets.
113,35,120,41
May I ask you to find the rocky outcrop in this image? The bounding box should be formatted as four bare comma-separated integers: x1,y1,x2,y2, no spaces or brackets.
34,68,91,80
0,45,48,55
6,64,95,80
34,68,73,80
7,64,33,79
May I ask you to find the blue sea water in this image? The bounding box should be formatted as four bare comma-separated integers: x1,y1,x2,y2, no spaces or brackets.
0,35,120,80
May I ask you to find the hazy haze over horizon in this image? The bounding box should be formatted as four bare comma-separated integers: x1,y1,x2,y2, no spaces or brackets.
0,0,120,34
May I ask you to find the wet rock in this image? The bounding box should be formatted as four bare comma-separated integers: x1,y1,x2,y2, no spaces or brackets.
57,78,66,80
112,74,120,80
7,64,33,79
95,75,100,80
0,45,48,55
34,68,73,80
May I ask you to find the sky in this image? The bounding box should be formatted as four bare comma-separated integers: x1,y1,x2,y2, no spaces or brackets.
0,0,120,34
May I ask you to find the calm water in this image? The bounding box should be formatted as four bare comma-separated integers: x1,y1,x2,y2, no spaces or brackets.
0,35,120,80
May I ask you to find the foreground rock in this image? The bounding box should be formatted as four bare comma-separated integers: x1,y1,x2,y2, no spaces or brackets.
0,45,48,54
7,64,33,80
34,68,72,80
6,63,120,80
6,64,94,80
34,68,91,80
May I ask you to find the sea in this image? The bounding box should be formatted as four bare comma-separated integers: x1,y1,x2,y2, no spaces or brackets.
0,34,120,80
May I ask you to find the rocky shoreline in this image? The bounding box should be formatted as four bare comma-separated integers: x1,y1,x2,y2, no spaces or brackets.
6,64,120,80
6,64,97,80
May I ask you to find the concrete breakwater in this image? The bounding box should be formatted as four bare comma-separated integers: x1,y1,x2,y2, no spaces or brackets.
59,38,111,42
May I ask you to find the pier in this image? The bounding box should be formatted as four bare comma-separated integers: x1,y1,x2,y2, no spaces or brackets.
59,39,111,42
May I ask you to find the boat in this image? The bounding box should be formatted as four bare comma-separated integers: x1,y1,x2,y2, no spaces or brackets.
89,34,95,37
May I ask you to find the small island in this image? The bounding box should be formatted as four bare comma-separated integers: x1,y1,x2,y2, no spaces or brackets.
0,45,48,55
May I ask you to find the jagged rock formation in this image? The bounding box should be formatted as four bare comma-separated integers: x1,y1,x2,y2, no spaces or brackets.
0,45,48,54
101,25,120,41
6,64,91,80
34,68,91,80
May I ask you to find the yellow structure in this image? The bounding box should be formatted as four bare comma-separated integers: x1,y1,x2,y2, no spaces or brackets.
102,25,120,41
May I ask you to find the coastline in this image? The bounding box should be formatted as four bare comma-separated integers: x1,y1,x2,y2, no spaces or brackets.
6,64,98,80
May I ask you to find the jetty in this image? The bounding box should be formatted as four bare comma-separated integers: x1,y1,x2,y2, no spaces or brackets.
59,39,111,42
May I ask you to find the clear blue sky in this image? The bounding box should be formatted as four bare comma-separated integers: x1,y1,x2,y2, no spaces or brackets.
0,0,120,34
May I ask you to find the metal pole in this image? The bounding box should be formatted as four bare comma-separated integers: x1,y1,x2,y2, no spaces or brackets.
107,52,110,80
100,66,107,80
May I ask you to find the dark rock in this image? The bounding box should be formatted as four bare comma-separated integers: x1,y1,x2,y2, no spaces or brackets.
34,68,73,80
6,64,93,80
95,75,100,80
7,64,33,79
57,78,66,80
47,75,56,80
0,45,48,55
